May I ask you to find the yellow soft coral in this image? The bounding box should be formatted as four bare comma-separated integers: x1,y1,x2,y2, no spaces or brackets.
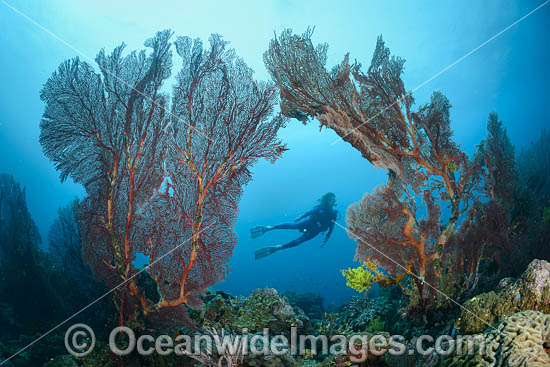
341,262,377,295
341,258,408,296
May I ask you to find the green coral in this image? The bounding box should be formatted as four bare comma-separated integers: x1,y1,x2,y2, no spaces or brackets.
366,316,385,332
302,349,315,361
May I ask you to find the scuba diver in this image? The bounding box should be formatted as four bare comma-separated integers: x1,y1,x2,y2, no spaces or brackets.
251,192,338,260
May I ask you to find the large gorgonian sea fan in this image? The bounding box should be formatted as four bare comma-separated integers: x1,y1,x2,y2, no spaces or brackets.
41,32,172,321
138,35,286,315
40,30,286,324
264,29,481,223
265,29,516,312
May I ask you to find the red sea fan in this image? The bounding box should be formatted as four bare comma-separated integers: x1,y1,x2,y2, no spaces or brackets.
40,31,287,325
265,29,517,313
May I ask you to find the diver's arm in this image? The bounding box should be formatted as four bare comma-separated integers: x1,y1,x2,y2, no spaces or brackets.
323,223,334,243
323,212,338,243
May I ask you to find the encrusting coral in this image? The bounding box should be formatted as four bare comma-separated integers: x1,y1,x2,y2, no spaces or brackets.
455,259,550,333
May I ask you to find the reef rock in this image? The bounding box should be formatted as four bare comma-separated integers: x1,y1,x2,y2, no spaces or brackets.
199,288,309,334
283,292,324,320
237,288,308,333
198,290,239,330
455,259,550,333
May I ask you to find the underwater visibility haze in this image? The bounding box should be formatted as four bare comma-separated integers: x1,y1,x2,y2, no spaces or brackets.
0,1,549,366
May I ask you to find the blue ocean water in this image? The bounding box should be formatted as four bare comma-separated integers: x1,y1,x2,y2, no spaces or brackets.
0,0,548,308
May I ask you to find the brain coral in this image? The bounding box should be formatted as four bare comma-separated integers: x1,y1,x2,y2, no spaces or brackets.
439,310,550,367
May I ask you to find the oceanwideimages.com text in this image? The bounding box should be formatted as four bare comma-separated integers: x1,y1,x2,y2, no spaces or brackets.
65,324,486,362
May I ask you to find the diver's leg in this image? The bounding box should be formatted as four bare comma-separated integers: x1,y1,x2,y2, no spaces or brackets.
272,218,309,230
251,219,307,239
255,231,318,260
278,230,317,250
272,222,299,230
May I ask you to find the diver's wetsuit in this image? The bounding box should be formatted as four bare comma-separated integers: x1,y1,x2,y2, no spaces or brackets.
274,205,338,249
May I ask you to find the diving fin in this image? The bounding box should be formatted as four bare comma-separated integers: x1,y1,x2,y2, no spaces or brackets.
254,246,279,260
250,225,269,239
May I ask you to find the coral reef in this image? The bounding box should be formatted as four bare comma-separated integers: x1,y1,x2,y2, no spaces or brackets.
0,174,54,333
438,310,550,367
543,207,550,226
509,128,550,273
199,290,239,330
236,288,307,333
198,288,310,335
315,312,352,340
185,328,246,367
517,128,550,206
0,174,111,367
244,351,295,367
283,292,325,320
47,200,105,310
455,259,550,333
2,25,548,367
0,334,67,367
338,295,400,333
41,341,196,367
